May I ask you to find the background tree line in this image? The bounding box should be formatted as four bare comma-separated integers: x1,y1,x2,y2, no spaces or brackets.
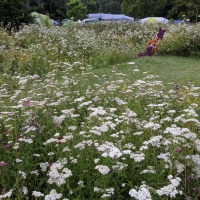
0,0,200,32
26,0,200,22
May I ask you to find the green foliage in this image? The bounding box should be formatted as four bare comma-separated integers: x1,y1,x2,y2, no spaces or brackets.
28,0,67,21
66,0,88,21
159,24,200,57
121,0,168,19
1,0,199,28
0,0,33,33
82,0,123,14
169,0,200,22
44,0,67,20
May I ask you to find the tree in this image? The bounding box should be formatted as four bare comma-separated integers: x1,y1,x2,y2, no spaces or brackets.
84,0,99,13
29,0,45,13
28,0,67,21
99,0,122,14
66,0,87,21
161,0,174,18
169,0,200,22
121,0,168,19
0,0,33,33
81,0,122,14
43,0,67,20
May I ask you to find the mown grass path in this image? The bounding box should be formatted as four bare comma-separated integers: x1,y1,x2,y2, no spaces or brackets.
93,56,200,88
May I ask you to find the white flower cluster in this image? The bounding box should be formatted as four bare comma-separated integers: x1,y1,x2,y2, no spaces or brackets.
96,141,122,158
101,188,115,198
129,185,152,200
19,171,27,179
175,161,185,174
32,191,44,197
183,107,198,117
143,122,161,131
90,124,110,135
40,162,49,171
140,166,156,174
164,125,185,136
0,189,13,199
53,114,66,124
143,135,163,147
191,154,200,178
18,137,33,144
95,165,110,175
94,186,115,198
22,186,28,195
194,139,200,152
156,175,182,198
130,152,145,162
88,106,107,117
115,97,127,105
47,161,72,186
112,161,128,171
45,189,62,200
43,134,73,145
157,152,172,168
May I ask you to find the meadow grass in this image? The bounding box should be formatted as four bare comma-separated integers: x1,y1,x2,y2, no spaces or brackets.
0,24,200,200
100,56,200,85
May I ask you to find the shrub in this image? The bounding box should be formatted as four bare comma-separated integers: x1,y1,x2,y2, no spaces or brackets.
160,24,200,57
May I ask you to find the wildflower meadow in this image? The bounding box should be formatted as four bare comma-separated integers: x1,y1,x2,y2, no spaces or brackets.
0,22,200,199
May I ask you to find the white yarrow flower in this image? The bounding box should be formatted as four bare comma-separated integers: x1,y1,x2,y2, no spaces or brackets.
129,187,152,200
47,162,72,186
95,165,110,175
32,191,44,197
0,189,13,199
45,189,62,200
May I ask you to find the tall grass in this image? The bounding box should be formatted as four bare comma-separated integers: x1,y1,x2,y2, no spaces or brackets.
160,23,200,57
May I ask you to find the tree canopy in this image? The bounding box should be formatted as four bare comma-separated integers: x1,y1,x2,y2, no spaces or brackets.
169,0,200,22
121,0,168,19
0,0,199,30
66,0,87,21
0,0,33,33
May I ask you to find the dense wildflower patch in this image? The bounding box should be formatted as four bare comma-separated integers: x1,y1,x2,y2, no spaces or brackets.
0,23,200,199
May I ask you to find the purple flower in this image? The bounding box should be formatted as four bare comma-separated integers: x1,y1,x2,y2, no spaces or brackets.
176,147,183,152
0,161,9,167
186,196,192,200
24,101,31,107
4,143,12,149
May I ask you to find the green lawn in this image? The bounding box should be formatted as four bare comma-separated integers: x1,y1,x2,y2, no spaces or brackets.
93,56,200,88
